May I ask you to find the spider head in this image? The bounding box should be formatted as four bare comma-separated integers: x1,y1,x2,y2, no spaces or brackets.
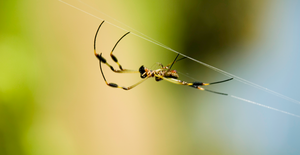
139,65,147,78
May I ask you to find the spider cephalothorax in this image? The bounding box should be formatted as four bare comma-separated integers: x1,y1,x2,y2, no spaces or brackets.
139,65,179,81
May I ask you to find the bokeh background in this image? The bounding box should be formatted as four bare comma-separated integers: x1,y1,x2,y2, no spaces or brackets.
1,0,300,155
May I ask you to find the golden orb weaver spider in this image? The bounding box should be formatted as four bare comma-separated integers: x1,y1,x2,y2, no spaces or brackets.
94,21,233,95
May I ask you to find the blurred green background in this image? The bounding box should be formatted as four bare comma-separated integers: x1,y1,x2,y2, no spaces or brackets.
1,0,300,155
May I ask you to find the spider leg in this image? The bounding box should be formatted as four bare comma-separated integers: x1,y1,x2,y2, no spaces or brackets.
94,21,138,73
154,74,231,95
207,78,234,85
96,54,139,73
165,53,187,70
99,58,149,90
192,78,234,86
109,31,130,71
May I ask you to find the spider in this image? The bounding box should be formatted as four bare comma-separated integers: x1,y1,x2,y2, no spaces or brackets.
94,21,233,95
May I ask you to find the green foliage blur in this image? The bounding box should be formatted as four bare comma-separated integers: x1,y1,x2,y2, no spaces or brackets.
0,1,38,155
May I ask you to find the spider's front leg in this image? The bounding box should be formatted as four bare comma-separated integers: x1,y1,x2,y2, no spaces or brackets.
98,54,149,90
95,53,139,73
95,53,116,72
94,21,133,73
93,21,145,90
95,30,132,73
109,31,130,71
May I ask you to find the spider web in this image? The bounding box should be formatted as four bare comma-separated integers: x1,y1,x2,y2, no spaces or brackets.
59,0,300,118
